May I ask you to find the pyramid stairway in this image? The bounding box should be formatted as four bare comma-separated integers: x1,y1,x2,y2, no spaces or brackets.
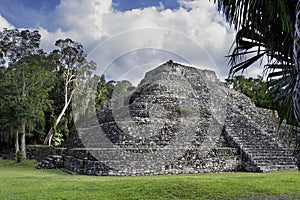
224,105,297,172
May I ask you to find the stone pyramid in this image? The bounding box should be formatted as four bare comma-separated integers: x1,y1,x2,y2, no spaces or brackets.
43,61,297,175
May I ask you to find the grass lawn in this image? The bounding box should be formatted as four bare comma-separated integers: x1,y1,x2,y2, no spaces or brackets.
0,158,299,200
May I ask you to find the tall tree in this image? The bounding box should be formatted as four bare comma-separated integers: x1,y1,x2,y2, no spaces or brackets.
0,54,52,159
43,38,96,146
0,28,43,159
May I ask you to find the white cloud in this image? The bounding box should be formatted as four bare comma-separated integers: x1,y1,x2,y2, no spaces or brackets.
38,0,112,52
94,0,235,82
0,15,14,29
1,0,237,83
54,0,111,33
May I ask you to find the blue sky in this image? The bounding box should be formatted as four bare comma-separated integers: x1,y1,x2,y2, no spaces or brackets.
0,0,60,28
113,0,180,11
0,0,180,29
0,0,259,84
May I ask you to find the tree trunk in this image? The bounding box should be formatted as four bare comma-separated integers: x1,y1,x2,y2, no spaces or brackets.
44,127,54,146
43,103,70,145
293,1,300,124
43,89,75,146
21,119,26,159
15,130,19,159
21,133,26,160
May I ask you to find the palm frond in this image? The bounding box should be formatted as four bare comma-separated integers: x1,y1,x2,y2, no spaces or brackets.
215,0,298,126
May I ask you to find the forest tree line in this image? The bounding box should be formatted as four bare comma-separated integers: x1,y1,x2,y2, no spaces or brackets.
0,28,134,160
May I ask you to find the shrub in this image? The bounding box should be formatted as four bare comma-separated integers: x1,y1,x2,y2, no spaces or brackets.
16,151,23,163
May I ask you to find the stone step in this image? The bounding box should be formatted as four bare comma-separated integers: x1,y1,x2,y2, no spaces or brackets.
251,156,294,160
49,155,63,159
246,150,293,155
231,137,279,143
251,156,295,161
36,155,64,170
258,165,298,172
254,160,296,166
41,160,50,165
241,146,281,150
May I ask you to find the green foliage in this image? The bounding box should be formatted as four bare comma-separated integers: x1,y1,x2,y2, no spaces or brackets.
113,80,134,97
0,29,53,155
0,29,100,147
0,54,52,139
215,0,298,125
226,76,276,110
216,0,296,74
95,77,135,107
52,131,64,146
44,38,97,145
16,151,23,163
216,0,300,162
95,75,116,107
0,158,300,199
0,29,114,147
0,28,41,66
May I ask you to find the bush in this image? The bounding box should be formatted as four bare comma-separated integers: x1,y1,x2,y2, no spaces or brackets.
16,151,23,163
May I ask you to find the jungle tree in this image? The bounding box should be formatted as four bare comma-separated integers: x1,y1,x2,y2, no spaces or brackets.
0,29,45,159
43,38,96,146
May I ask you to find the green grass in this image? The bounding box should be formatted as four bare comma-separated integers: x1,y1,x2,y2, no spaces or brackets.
0,158,300,200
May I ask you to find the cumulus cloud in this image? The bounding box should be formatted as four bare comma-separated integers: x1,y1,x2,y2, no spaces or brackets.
94,0,235,82
1,0,237,83
38,0,112,52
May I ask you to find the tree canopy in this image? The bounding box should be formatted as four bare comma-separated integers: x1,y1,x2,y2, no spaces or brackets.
0,28,133,160
43,38,97,146
0,29,49,159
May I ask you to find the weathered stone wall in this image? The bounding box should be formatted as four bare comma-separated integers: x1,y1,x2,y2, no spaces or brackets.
61,147,241,176
0,144,14,160
27,145,65,162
